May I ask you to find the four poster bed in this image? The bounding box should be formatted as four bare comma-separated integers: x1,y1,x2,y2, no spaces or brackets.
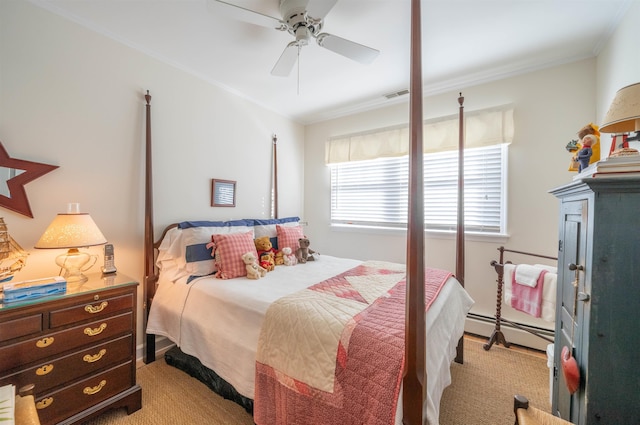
142,2,473,424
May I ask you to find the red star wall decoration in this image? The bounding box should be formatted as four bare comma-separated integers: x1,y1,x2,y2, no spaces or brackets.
0,142,59,218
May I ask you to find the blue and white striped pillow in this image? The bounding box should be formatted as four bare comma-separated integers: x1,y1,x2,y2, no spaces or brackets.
177,220,253,279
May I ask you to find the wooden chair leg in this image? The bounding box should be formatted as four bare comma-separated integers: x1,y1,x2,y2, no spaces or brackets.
514,395,529,425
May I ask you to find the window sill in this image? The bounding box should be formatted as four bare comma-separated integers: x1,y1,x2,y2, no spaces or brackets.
330,223,509,243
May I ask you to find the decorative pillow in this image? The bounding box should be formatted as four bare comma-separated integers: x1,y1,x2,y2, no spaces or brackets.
174,220,253,278
250,217,300,250
276,224,305,254
211,231,259,279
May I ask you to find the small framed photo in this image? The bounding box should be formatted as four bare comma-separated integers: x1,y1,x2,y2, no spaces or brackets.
211,179,236,207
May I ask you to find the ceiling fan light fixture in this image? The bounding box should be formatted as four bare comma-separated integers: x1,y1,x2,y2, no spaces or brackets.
295,25,311,44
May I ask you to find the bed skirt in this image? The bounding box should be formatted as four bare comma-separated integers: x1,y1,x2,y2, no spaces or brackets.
164,346,254,414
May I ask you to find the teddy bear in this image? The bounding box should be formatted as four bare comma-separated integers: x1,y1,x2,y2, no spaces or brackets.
254,236,276,271
281,247,297,266
241,251,267,279
274,250,285,266
296,237,316,263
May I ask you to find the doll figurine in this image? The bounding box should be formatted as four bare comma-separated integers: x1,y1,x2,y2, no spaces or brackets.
577,134,596,172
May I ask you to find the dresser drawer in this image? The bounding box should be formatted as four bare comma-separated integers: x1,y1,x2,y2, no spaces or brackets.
0,313,43,342
35,361,134,425
0,312,133,371
49,293,134,328
0,334,133,394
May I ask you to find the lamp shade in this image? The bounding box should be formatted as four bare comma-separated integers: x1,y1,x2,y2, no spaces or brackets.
35,213,107,249
600,82,640,133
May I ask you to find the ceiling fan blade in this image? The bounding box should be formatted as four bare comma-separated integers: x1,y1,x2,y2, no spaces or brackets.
271,42,299,77
316,33,379,64
306,0,339,19
207,0,285,30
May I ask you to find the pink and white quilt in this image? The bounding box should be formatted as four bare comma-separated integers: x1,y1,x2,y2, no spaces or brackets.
254,260,452,425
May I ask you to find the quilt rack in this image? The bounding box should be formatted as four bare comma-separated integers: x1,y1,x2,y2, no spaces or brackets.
483,246,557,351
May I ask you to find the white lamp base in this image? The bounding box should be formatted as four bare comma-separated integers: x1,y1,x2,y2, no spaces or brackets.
54,248,97,284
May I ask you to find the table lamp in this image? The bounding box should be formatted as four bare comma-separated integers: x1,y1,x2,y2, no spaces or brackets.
35,203,107,283
600,82,640,155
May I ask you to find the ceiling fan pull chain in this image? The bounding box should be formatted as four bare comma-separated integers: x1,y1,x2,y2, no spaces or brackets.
297,44,301,95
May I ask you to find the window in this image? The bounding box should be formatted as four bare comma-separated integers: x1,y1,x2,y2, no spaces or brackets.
329,143,507,234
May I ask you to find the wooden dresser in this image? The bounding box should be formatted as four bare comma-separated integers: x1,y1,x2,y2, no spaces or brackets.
550,176,640,424
0,273,142,424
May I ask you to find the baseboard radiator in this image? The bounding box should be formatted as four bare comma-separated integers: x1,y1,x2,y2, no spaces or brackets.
465,313,554,351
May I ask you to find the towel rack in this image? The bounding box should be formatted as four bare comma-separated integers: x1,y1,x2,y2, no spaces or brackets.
484,246,557,351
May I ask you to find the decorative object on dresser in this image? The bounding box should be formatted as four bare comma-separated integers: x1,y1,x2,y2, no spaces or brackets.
0,218,28,282
2,276,67,304
600,82,640,156
549,176,640,424
34,204,107,284
0,142,59,219
0,273,142,425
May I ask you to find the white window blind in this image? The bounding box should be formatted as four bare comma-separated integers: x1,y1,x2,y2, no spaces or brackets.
330,143,507,234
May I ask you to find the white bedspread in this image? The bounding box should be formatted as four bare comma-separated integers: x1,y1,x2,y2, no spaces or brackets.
146,255,473,425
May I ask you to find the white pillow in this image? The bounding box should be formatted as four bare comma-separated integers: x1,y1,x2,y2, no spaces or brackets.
250,217,300,250
159,220,254,280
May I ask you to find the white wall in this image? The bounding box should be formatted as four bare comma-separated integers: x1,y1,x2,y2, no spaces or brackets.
0,0,304,348
596,1,640,124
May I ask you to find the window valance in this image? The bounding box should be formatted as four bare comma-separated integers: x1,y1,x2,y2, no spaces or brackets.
325,105,514,164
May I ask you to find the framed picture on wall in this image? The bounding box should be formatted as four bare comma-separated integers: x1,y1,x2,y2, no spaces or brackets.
211,179,236,207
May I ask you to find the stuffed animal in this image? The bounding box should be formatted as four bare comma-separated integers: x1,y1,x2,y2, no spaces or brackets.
281,247,297,266
296,237,316,263
242,251,267,279
254,236,276,271
274,250,285,266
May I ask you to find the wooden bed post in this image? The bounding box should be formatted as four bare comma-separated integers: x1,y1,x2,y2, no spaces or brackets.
272,134,278,219
454,94,465,364
143,90,157,364
403,0,426,423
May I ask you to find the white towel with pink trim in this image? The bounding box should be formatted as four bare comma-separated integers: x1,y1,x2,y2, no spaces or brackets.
514,264,546,287
503,264,557,322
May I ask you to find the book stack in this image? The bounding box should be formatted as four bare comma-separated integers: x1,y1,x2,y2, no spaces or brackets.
1,276,66,303
574,154,640,180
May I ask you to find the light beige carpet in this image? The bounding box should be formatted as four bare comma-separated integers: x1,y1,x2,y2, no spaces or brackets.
86,338,549,425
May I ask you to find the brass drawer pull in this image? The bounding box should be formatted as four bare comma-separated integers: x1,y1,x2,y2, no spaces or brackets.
36,397,54,410
83,380,106,395
84,323,107,336
83,349,107,363
36,337,54,348
36,364,54,376
85,301,108,314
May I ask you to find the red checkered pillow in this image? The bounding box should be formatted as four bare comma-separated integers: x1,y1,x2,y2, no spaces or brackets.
211,231,259,279
276,224,304,254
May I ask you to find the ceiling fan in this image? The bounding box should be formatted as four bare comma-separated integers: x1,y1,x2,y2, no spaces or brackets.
208,0,380,77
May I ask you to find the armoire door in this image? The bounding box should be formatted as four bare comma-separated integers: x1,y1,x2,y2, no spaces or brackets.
553,199,587,422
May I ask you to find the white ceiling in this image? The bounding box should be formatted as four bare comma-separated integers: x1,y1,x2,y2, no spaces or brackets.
31,0,633,124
